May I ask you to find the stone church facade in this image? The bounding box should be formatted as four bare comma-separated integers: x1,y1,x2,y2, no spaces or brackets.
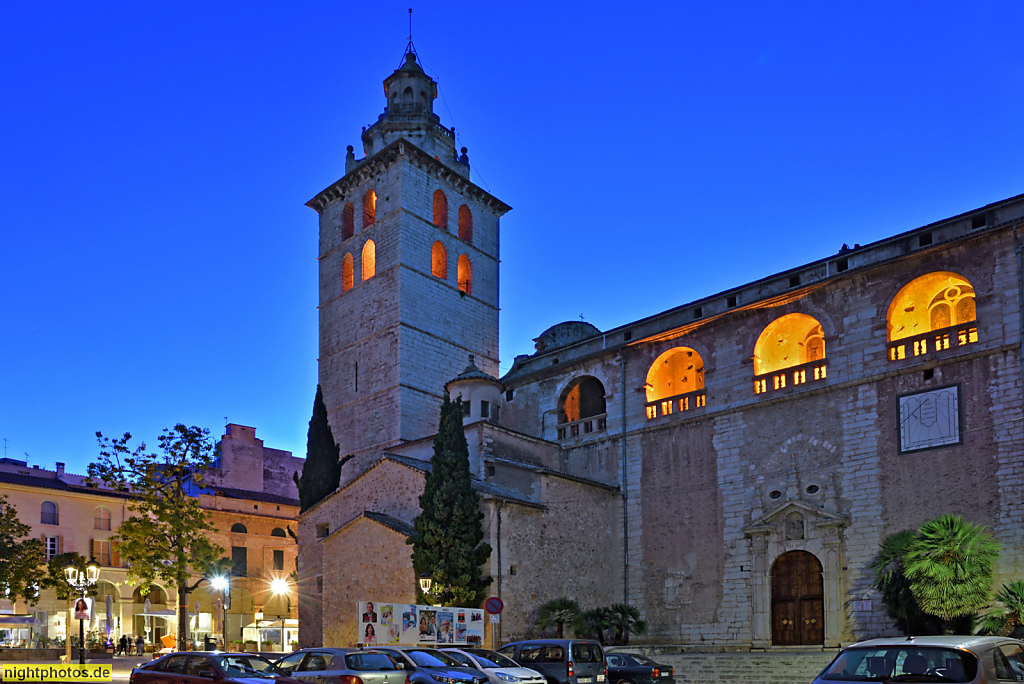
298,48,1024,650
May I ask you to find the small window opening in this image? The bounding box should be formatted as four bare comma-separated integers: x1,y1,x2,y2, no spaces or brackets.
623,330,632,341
789,275,800,288
458,205,473,244
462,401,471,416
727,295,737,308
923,368,934,380
433,190,448,230
341,253,354,292
316,523,329,539
316,576,323,593
363,189,376,227
431,241,448,279
836,257,849,272
805,484,820,495
362,240,376,280
480,400,490,418
509,565,517,576
769,490,783,500
919,233,933,247
505,389,514,401
354,361,359,392
457,254,472,294
486,465,495,477
551,357,559,365
972,215,986,229
341,203,355,241
693,306,703,319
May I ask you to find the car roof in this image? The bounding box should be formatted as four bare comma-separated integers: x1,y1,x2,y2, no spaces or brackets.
842,635,1020,652
504,640,599,646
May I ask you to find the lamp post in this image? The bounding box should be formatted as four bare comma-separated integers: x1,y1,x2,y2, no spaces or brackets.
418,573,432,595
269,578,290,652
254,610,263,652
210,576,229,651
64,559,101,665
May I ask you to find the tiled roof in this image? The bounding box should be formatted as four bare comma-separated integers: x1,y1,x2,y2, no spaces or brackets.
362,511,416,537
208,486,300,507
382,454,542,508
0,471,130,499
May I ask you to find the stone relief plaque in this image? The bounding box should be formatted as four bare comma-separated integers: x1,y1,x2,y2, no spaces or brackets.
898,384,961,453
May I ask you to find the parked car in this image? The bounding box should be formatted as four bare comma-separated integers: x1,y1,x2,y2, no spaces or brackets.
605,653,674,684
813,635,1024,683
129,651,301,683
441,647,546,684
497,640,607,684
275,647,410,684
367,646,490,684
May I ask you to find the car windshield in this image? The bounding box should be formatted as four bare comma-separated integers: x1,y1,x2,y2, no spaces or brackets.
218,655,281,678
406,649,464,667
819,646,977,682
466,650,519,669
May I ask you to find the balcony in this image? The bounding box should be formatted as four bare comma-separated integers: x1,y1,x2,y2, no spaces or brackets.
557,413,607,440
888,322,978,361
754,359,828,395
645,389,707,419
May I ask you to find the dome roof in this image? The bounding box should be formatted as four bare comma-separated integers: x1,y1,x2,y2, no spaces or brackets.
533,321,601,353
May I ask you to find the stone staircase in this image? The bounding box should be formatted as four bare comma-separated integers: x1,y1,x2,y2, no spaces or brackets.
629,651,836,684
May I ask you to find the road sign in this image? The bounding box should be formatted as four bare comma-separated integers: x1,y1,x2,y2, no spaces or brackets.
484,597,504,614
490,613,500,623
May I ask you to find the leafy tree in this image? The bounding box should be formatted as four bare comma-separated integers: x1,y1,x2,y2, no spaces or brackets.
536,597,582,638
89,424,226,651
605,603,647,645
979,580,1024,637
39,552,93,661
574,607,611,644
409,395,492,607
903,514,1000,626
0,495,45,604
870,529,929,635
293,385,348,513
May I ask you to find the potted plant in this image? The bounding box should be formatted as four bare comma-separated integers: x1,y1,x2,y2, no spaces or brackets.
261,640,274,651
244,639,258,653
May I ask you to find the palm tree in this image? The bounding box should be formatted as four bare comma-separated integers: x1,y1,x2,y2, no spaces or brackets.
536,598,581,638
605,604,646,646
979,580,1024,637
870,529,927,635
575,607,612,645
903,514,1001,631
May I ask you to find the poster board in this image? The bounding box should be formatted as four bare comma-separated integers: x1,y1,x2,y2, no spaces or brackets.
358,601,484,646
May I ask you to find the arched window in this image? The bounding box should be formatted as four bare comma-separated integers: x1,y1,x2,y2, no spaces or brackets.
363,190,376,228
645,347,706,418
887,272,977,360
341,253,354,292
94,506,111,531
458,205,473,243
41,501,58,525
341,203,354,241
753,313,826,393
557,376,607,439
457,254,472,294
362,240,376,281
133,586,167,604
231,523,247,534
433,190,448,230
271,527,287,538
432,241,448,279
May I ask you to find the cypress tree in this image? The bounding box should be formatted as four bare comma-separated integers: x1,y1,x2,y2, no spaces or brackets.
409,395,492,607
294,385,343,513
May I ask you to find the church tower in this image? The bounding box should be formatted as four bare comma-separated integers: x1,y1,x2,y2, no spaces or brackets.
307,49,510,470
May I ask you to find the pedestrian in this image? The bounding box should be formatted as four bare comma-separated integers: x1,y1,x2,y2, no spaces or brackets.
136,634,145,656
118,634,128,656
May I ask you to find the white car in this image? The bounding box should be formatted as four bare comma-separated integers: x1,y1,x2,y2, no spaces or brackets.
442,648,547,684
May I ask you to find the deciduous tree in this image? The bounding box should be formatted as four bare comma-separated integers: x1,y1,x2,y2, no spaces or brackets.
409,395,491,607
293,385,347,513
89,424,225,651
0,495,44,603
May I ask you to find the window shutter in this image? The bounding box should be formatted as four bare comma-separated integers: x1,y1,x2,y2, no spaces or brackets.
58,536,64,555
111,541,120,568
40,534,47,560
92,539,100,563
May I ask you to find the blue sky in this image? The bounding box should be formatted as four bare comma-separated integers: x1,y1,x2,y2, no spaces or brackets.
2,2,1022,474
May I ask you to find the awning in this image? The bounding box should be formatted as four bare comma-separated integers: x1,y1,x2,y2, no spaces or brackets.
243,619,299,629
0,615,36,628
138,610,177,619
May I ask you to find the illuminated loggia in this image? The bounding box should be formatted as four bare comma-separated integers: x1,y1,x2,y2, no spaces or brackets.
557,376,607,439
887,271,977,360
645,347,706,419
362,240,376,281
432,241,448,279
753,313,826,394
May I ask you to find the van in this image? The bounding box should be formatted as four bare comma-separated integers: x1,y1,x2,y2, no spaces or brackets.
498,640,607,684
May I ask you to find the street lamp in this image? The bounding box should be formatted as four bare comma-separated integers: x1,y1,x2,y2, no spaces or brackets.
418,573,432,594
254,609,263,651
64,559,101,665
210,576,229,651
269,578,291,652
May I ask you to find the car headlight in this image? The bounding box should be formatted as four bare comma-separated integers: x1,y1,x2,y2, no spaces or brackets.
432,676,459,684
496,674,521,683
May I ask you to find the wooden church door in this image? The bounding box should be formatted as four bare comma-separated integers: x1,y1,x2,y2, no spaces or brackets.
771,550,824,645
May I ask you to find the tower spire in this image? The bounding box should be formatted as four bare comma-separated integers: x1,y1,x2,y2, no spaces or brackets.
401,8,418,67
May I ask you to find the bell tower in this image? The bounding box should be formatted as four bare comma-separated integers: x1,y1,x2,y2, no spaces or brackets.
307,49,510,474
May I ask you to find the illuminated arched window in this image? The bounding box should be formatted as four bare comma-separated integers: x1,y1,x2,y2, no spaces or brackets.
341,202,354,241
557,377,607,438
341,253,354,292
753,313,826,392
363,190,376,228
887,272,976,342
457,254,472,294
645,347,707,418
362,240,376,281
432,241,448,279
41,501,58,525
94,506,111,531
433,190,448,230
458,205,473,244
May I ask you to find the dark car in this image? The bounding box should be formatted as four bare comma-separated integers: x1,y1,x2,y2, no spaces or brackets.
367,646,489,684
276,648,410,684
129,651,301,683
604,653,674,684
498,640,607,684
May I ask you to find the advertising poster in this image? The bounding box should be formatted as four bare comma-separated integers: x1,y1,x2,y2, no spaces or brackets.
72,597,93,621
359,601,484,646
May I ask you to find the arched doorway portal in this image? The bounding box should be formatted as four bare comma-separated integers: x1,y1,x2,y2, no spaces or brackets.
771,550,824,645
